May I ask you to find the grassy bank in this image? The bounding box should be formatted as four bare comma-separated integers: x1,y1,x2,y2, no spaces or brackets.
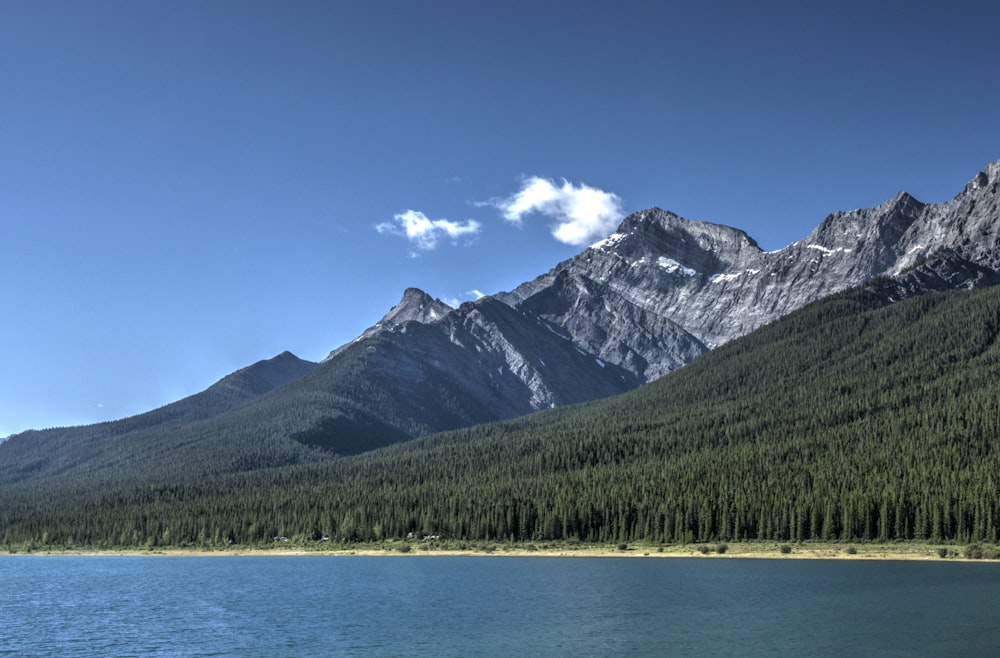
5,540,1000,561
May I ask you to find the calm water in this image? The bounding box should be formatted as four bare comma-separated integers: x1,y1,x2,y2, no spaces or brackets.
1,555,998,657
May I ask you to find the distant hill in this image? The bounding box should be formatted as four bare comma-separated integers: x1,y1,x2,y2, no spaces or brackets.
0,351,319,488
3,280,999,548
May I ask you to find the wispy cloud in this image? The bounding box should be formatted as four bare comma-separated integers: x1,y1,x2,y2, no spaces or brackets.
376,210,481,252
443,289,487,308
490,177,623,246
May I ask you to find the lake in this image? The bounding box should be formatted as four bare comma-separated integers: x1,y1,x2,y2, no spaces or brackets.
1,555,998,656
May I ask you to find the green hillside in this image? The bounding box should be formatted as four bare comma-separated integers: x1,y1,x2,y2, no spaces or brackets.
3,282,1000,548
0,351,325,488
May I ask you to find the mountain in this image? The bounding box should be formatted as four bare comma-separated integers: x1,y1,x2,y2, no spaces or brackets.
0,351,320,488
6,280,1000,548
290,160,1000,448
2,161,999,476
498,161,1000,376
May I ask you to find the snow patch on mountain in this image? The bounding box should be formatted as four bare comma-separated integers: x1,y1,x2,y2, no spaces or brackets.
590,232,627,251
658,257,697,276
710,269,761,283
807,244,852,255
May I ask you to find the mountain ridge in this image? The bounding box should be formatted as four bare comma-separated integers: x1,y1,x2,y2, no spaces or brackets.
3,161,999,475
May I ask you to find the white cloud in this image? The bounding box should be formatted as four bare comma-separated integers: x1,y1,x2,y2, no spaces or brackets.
376,209,481,252
492,177,624,246
443,289,487,308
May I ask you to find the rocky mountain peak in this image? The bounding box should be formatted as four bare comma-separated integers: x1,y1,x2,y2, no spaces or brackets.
609,207,760,252
323,287,454,362
962,160,1000,196
884,191,924,218
381,287,452,327
806,189,924,257
583,207,763,283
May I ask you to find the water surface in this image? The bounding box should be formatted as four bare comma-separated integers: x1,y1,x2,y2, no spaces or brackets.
1,555,998,656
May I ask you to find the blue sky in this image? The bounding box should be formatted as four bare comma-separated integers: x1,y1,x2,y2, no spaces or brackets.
3,1,999,437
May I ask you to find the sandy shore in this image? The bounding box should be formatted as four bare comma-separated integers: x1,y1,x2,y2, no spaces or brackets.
7,541,994,562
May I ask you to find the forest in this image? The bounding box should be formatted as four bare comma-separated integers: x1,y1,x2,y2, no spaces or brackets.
2,281,999,549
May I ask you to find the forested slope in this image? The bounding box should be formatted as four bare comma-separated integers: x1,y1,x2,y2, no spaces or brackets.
0,351,323,488
3,281,1000,548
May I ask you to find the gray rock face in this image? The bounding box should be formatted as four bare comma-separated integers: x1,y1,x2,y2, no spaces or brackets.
500,161,1000,382
341,161,1000,420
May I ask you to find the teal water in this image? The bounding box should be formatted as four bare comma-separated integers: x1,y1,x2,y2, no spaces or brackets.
1,555,998,656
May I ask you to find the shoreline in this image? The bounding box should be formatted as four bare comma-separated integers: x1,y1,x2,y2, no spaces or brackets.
5,541,997,562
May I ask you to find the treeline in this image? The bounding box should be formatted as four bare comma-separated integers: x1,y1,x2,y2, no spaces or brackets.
3,283,1000,548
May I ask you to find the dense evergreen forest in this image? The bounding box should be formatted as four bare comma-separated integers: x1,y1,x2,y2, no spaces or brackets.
3,282,1000,549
